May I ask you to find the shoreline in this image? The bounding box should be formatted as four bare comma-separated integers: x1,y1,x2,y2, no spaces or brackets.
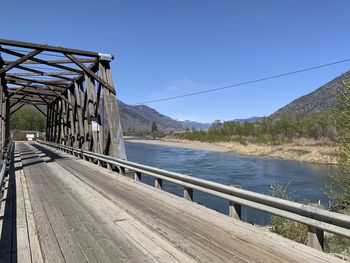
124,137,339,165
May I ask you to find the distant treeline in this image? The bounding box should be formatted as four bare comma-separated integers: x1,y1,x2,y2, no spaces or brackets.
10,108,46,132
175,111,338,144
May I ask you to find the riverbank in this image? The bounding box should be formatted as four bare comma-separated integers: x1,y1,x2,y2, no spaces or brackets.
124,137,340,164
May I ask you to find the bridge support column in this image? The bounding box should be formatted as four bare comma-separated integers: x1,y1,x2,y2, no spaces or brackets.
99,62,126,159
229,185,242,220
307,203,324,251
184,174,193,201
155,178,162,190
134,171,141,182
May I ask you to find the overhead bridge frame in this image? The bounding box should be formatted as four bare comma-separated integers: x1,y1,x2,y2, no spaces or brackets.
0,39,126,159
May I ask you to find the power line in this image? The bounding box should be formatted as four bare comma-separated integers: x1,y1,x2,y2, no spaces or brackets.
133,58,350,105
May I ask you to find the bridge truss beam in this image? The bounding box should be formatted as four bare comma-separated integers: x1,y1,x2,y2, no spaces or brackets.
0,39,126,159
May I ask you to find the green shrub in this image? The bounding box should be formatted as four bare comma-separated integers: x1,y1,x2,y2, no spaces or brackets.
270,182,308,244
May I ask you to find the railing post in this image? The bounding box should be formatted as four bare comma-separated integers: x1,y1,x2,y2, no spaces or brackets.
118,166,125,175
134,171,141,182
307,203,324,251
155,178,162,190
229,185,242,220
184,174,193,201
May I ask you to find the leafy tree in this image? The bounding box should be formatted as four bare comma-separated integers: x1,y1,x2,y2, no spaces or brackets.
10,107,46,132
151,121,158,133
330,82,350,213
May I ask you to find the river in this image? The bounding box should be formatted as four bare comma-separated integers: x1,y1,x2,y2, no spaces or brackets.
125,141,336,225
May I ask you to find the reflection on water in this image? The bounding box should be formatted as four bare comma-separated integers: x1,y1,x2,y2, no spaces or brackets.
125,141,336,225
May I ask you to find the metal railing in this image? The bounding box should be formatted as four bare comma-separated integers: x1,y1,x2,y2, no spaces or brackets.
38,140,350,250
0,141,14,200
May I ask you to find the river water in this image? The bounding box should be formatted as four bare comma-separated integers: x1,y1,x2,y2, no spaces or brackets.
125,140,336,225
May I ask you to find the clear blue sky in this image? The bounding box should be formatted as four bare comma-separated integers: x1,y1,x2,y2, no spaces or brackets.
2,0,350,122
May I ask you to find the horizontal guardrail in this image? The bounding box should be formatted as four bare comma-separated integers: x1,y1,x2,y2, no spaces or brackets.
38,140,350,250
0,141,14,200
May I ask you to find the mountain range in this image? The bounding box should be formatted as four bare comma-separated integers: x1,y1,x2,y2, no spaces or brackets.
118,100,211,132
118,71,350,132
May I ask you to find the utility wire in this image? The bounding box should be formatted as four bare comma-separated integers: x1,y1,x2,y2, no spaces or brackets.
133,58,350,105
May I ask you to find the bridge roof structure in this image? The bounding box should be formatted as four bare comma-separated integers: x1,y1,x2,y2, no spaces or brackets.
0,39,126,159
0,39,115,108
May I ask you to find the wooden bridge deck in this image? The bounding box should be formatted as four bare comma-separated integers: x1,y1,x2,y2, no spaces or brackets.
0,142,345,262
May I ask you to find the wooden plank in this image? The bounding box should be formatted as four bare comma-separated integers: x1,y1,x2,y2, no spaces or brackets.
38,168,125,262
22,143,134,262
34,169,92,262
61,99,68,144
14,154,32,262
84,75,96,152
6,75,68,87
0,165,14,262
49,147,344,263
15,64,45,74
65,54,115,94
0,39,101,57
45,85,73,106
0,49,42,74
5,58,96,65
0,83,3,149
6,85,29,101
81,84,89,151
38,95,55,109
31,103,47,116
9,103,25,116
1,91,6,146
89,81,103,154
40,148,193,262
17,144,73,262
7,71,78,77
58,100,63,143
18,155,44,263
67,89,76,147
46,106,51,141
8,66,74,81
9,94,28,109
99,62,126,159
73,82,84,147
0,48,83,74
9,90,56,98
43,148,269,262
